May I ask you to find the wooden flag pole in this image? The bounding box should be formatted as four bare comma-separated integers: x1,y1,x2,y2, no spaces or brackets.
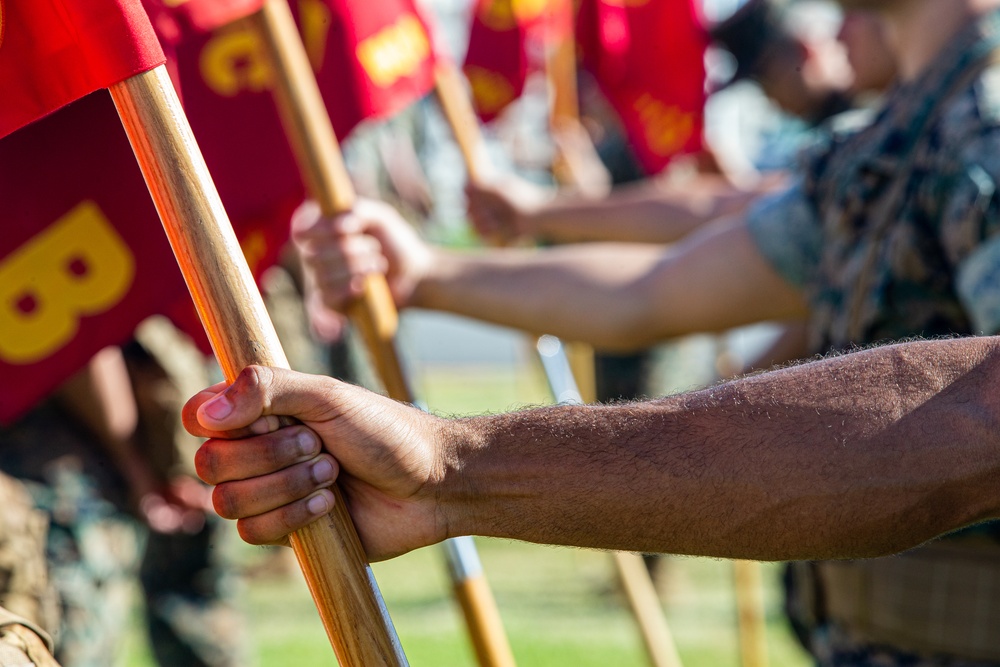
433,59,490,186
534,336,684,667
733,560,769,667
544,0,581,186
248,3,516,667
109,65,407,666
432,60,683,667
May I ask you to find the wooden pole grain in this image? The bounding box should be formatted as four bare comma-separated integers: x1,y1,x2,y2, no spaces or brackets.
433,60,491,186
430,26,686,667
248,3,516,666
733,560,769,667
109,65,407,666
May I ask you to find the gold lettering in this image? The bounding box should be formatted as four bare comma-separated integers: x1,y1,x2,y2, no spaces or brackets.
478,0,550,31
199,27,271,97
356,14,430,88
634,94,694,156
464,66,516,115
298,0,332,71
0,202,135,364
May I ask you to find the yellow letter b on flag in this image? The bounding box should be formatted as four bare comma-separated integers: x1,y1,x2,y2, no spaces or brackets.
0,201,134,364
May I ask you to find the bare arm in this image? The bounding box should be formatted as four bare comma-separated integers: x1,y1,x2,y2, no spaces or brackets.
415,217,809,351
55,347,162,508
466,173,782,246
186,335,1000,562
297,200,808,352
528,176,777,244
56,346,138,447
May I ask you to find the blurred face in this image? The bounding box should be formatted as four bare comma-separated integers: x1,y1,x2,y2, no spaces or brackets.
756,37,852,120
754,43,814,117
837,10,897,93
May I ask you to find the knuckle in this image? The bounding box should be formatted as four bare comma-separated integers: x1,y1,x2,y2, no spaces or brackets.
242,366,276,414
236,519,269,546
212,484,241,520
193,446,218,484
283,464,317,499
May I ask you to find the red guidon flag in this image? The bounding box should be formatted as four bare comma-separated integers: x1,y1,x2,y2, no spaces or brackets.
462,0,570,121
318,0,438,136
0,0,165,138
173,0,436,229
577,0,708,174
143,0,264,34
0,0,268,424
0,92,188,424
173,0,438,246
164,0,437,344
0,0,165,423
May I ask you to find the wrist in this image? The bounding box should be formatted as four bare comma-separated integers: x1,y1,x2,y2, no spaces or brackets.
434,416,493,541
409,248,464,310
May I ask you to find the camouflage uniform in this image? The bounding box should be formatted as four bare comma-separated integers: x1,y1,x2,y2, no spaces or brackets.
0,402,143,667
0,605,60,667
746,9,1000,666
0,319,250,667
0,473,61,667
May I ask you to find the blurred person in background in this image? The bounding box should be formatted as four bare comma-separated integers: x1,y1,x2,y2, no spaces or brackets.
465,0,893,248
0,339,248,667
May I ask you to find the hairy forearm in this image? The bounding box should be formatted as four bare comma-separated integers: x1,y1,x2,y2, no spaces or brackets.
441,337,1000,560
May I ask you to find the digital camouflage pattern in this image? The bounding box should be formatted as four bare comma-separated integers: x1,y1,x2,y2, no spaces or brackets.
748,10,1000,354
746,9,1000,666
0,402,142,667
0,473,61,667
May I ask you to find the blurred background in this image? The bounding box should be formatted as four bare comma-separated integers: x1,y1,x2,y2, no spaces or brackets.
117,0,846,663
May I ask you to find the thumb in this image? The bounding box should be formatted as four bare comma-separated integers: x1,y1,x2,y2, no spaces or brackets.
183,367,343,438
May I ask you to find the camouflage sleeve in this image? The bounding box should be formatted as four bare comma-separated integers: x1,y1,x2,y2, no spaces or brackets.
744,178,823,289
945,131,1000,335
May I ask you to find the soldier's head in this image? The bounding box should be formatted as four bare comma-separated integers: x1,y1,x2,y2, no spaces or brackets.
710,0,854,123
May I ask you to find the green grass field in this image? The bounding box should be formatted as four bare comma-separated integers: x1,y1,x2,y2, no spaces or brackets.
123,360,814,666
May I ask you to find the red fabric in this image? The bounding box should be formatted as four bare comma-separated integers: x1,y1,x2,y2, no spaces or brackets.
0,86,294,424
319,0,437,137
577,0,708,174
173,0,436,172
0,0,165,139
462,0,571,121
0,93,184,423
0,0,438,422
167,0,439,344
144,0,265,34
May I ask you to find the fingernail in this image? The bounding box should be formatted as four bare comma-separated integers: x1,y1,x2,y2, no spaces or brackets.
307,494,330,516
311,458,335,484
296,430,319,457
203,394,233,421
